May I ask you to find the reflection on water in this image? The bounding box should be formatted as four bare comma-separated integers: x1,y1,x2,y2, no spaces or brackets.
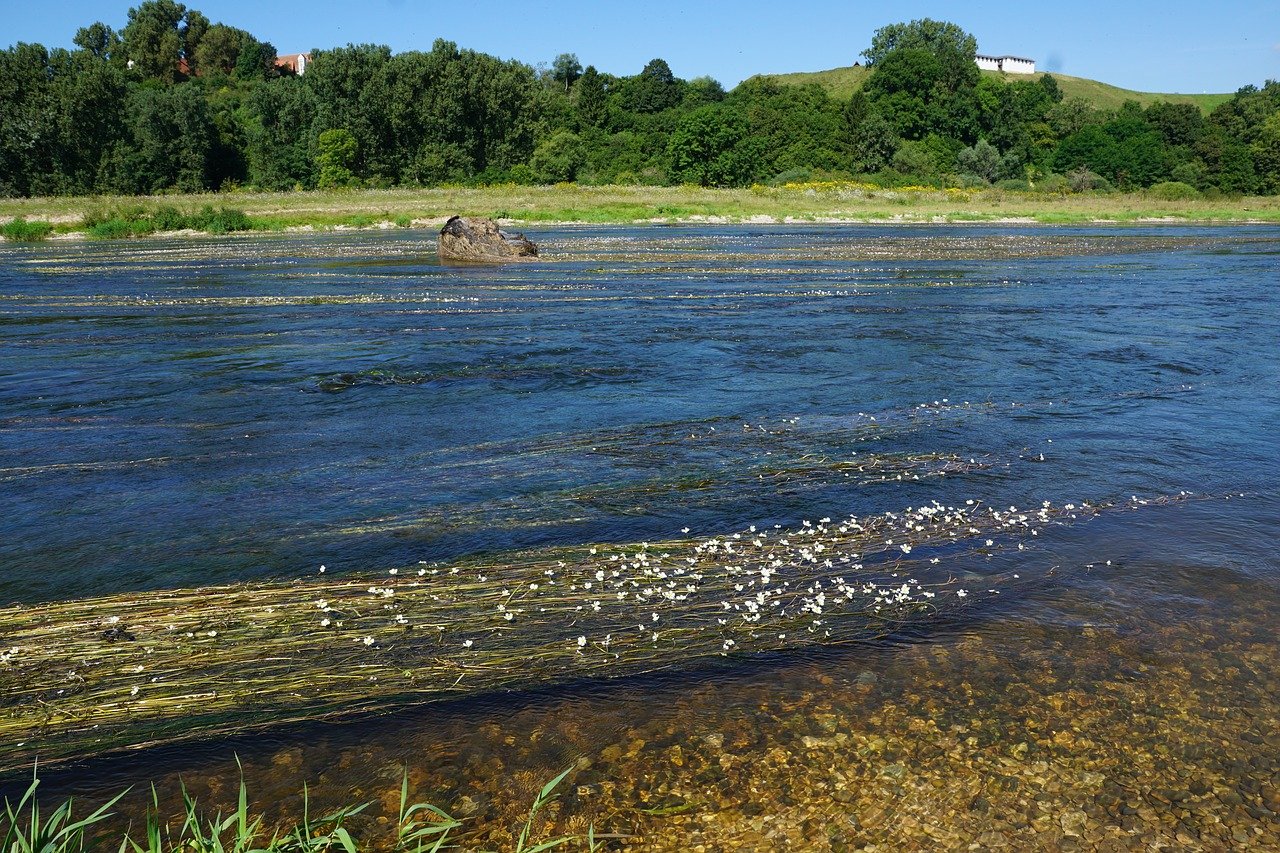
2,225,1279,849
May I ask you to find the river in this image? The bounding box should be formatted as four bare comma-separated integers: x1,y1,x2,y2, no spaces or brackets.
1,224,1277,849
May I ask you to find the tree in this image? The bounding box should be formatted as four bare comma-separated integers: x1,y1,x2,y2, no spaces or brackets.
181,10,209,67
1145,101,1205,147
74,23,120,62
849,113,899,173
1048,97,1104,138
316,127,358,187
669,105,747,186
956,139,1000,182
1038,73,1063,104
243,77,316,188
1252,112,1280,194
575,65,607,128
233,32,276,81
192,23,245,77
862,18,977,92
120,0,187,82
627,58,682,113
112,82,217,191
684,76,726,106
530,130,585,182
551,53,581,93
0,43,57,196
863,48,945,139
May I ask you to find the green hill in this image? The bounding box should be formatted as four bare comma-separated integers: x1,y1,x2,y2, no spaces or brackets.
753,65,1232,113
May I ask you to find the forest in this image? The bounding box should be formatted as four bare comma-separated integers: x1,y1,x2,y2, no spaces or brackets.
2,5,1279,198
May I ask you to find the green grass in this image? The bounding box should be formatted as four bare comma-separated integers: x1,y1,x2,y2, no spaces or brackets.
754,65,1232,112
1,765,597,853
2,184,1278,240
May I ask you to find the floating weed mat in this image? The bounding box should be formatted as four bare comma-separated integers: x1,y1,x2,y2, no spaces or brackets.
0,494,1191,771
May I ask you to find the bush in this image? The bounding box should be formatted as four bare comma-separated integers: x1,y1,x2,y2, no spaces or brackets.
1036,173,1070,194
0,217,54,242
151,205,188,231
88,218,154,239
994,179,1031,191
1146,181,1201,201
1067,167,1111,193
188,205,252,234
768,167,813,186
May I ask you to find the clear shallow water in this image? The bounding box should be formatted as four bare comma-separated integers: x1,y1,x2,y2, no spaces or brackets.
2,225,1279,849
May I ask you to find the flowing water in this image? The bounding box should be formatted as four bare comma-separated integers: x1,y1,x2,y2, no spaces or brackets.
1,225,1278,850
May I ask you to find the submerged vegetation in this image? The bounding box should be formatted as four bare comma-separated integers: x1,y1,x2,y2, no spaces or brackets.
0,485,1192,771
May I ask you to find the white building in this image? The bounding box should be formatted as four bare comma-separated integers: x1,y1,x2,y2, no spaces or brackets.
975,54,1036,75
276,53,310,76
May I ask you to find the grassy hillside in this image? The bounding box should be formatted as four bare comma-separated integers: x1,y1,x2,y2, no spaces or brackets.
754,65,1232,113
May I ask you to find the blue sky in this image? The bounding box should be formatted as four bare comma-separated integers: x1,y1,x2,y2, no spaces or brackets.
6,0,1278,95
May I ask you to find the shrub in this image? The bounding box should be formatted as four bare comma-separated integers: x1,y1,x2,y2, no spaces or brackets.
1146,181,1201,201
1067,167,1111,193
0,217,54,242
188,205,252,234
151,205,188,231
88,218,153,239
994,179,1031,191
768,167,813,186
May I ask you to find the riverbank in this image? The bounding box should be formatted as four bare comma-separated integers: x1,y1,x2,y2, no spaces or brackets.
3,184,1280,241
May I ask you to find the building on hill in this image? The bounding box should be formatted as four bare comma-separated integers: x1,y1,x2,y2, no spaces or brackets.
975,54,1036,74
276,53,311,75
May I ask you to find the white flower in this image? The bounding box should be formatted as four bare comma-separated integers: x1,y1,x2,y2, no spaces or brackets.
900,544,912,554
320,618,331,627
463,639,474,648
362,636,374,646
577,636,587,647
956,590,968,598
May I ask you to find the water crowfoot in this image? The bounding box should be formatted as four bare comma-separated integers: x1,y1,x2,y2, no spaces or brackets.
0,490,1202,768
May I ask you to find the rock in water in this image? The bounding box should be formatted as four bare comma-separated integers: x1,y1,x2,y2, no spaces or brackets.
437,215,538,262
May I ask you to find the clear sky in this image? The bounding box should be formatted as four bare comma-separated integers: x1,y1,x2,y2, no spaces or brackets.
6,0,1279,95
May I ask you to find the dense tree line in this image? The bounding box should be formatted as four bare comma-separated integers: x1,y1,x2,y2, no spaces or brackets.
3,7,1279,197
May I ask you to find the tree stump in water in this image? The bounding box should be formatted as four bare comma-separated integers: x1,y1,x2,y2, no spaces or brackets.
437,216,538,262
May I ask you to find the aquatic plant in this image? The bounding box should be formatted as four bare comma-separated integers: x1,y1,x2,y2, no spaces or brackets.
1,769,124,852
0,487,1196,771
0,766,584,852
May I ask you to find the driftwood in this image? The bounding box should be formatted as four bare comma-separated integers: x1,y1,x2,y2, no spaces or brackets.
437,216,538,262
